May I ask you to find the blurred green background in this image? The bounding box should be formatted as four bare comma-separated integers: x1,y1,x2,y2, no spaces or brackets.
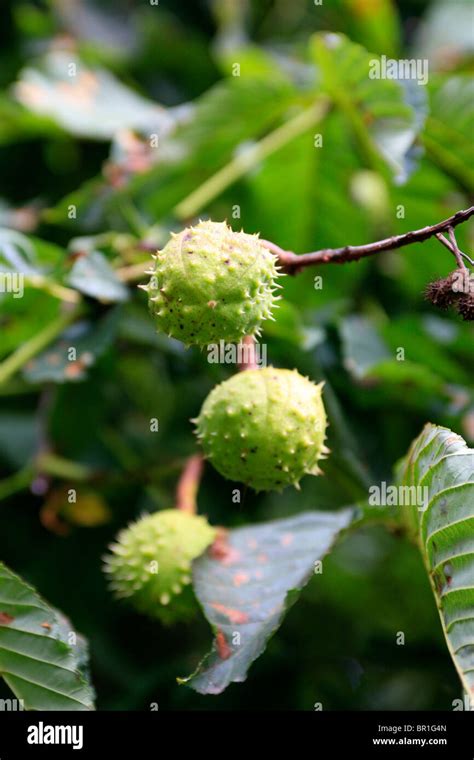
0,0,473,710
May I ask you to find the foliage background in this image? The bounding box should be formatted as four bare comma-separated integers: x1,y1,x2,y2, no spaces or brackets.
0,0,473,709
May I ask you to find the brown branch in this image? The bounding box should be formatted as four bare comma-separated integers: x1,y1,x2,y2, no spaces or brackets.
176,454,204,514
263,206,474,273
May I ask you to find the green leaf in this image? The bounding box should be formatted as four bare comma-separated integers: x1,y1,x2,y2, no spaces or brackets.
423,75,474,192
172,76,294,169
381,314,473,389
342,0,401,58
45,75,296,231
245,111,373,310
398,424,474,696
311,32,426,182
0,562,95,710
66,251,129,303
339,315,448,401
134,75,297,221
181,509,354,695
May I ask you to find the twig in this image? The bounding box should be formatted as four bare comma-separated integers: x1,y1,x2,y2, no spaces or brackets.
24,274,81,303
176,454,204,514
264,206,474,272
460,251,474,266
31,385,56,496
436,232,474,267
435,232,457,255
238,335,260,371
116,261,150,283
447,226,468,270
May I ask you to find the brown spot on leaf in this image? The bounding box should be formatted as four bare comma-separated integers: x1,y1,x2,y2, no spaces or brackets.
41,622,52,630
233,572,250,587
215,629,231,660
209,529,241,565
446,435,460,446
15,81,48,108
280,533,294,547
0,612,14,625
209,528,230,559
69,250,88,262
210,603,249,625
64,360,86,379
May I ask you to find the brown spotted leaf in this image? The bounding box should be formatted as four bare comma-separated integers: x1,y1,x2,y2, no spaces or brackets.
181,509,354,694
14,51,176,140
22,308,120,384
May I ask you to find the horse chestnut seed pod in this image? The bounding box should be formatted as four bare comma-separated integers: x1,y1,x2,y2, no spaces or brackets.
103,509,216,623
195,368,328,491
142,220,282,347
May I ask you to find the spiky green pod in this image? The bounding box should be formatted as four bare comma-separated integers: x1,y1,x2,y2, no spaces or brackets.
104,509,216,623
195,368,328,491
143,220,282,347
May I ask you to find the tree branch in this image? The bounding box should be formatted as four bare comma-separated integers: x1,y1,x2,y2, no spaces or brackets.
176,454,204,514
263,206,474,273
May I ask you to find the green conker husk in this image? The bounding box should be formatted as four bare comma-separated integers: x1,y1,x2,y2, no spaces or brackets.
143,220,282,347
103,509,216,623
195,368,328,491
